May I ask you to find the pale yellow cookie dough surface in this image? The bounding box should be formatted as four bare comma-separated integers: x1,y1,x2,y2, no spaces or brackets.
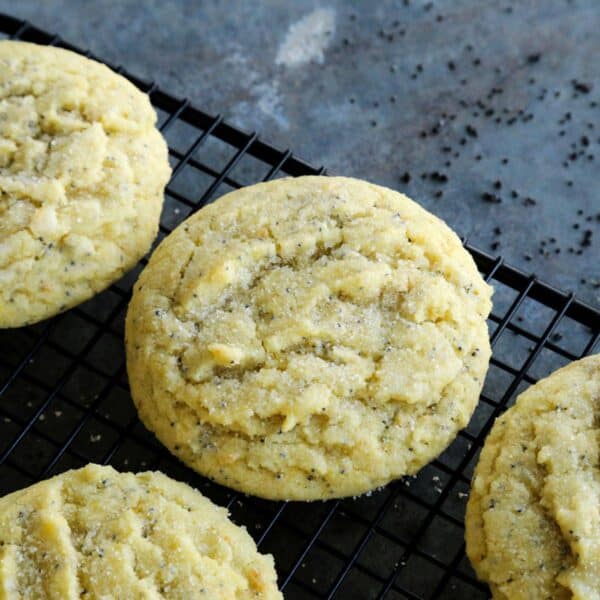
0,41,171,328
126,176,493,500
0,464,281,599
466,354,600,600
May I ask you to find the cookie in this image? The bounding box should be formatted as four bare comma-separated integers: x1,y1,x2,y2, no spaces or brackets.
126,176,493,500
465,354,600,599
0,464,281,598
0,41,171,328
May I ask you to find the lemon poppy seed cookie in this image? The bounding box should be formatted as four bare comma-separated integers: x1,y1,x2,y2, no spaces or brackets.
0,464,282,599
466,354,600,600
126,176,493,501
0,41,171,328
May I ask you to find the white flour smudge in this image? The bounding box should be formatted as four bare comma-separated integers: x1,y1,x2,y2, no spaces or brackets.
250,81,289,130
227,49,289,129
276,8,336,68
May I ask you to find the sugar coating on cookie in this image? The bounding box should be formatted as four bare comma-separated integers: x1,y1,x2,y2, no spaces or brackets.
0,41,171,328
0,464,281,599
126,176,493,500
466,354,600,600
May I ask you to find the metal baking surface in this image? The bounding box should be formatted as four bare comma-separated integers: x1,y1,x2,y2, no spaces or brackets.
0,14,598,599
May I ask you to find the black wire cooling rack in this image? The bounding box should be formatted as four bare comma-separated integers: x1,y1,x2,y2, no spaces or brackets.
0,14,599,600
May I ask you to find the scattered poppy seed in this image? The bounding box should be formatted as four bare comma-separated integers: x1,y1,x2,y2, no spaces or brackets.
466,125,478,137
481,192,502,204
572,80,592,94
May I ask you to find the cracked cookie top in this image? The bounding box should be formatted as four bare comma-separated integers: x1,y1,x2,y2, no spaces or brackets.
126,176,493,500
466,354,600,600
0,41,171,327
0,464,281,599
